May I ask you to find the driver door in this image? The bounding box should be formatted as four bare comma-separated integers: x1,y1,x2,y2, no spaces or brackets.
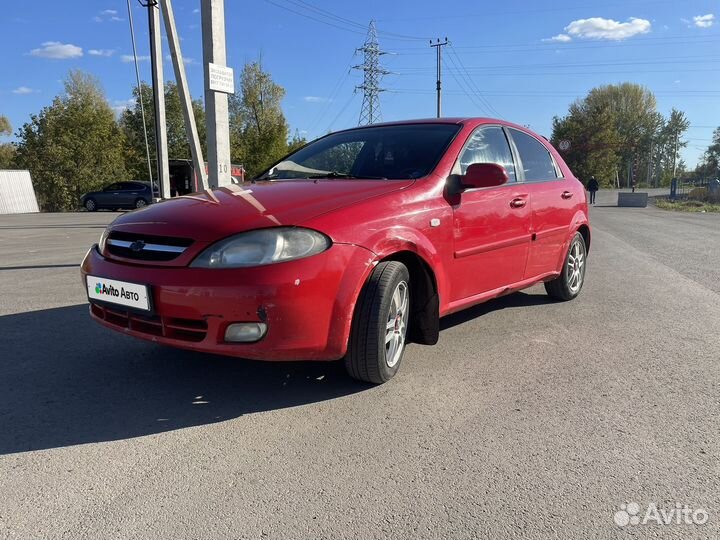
449,126,532,302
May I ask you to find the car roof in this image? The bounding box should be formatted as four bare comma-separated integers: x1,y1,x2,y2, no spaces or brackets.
334,117,537,134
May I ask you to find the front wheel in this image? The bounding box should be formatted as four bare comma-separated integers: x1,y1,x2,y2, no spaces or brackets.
345,261,410,384
84,198,97,212
545,232,586,301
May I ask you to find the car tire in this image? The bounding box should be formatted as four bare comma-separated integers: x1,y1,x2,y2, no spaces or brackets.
134,198,148,209
84,198,97,212
345,261,411,384
545,231,586,301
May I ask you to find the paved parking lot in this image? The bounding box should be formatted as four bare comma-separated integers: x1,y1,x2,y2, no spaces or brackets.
1,196,719,539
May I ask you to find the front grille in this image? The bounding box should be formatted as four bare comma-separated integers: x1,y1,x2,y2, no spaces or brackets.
91,303,208,342
106,231,193,262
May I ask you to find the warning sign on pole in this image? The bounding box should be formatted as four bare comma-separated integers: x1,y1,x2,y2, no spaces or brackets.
208,63,235,94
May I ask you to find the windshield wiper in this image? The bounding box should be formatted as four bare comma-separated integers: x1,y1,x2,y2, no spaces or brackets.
307,171,387,180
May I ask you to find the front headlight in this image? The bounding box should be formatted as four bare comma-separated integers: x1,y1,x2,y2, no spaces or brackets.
190,227,332,268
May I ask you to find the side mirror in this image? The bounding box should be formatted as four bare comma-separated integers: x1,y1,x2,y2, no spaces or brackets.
463,163,509,189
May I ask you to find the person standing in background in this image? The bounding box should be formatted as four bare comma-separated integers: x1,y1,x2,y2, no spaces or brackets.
587,175,599,205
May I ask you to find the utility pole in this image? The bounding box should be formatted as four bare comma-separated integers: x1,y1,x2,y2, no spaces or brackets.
430,38,449,118
202,0,232,189
354,20,389,126
160,0,207,190
672,129,679,178
147,0,170,199
126,0,153,185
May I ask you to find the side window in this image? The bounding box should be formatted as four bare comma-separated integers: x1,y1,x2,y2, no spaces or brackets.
454,126,516,182
104,183,122,191
509,129,558,182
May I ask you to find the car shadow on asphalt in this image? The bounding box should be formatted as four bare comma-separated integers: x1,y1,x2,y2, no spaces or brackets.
439,291,554,331
0,304,371,455
1,292,552,455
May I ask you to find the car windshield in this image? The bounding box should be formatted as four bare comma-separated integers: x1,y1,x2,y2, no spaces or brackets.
257,123,460,181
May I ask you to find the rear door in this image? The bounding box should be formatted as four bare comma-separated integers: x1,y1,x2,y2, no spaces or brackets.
506,128,577,278
449,125,532,302
118,182,141,206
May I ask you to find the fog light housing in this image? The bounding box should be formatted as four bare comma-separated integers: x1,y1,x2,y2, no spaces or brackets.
225,322,267,343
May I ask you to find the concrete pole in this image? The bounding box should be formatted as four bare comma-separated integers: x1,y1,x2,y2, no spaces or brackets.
202,0,232,189
160,0,208,190
149,1,171,199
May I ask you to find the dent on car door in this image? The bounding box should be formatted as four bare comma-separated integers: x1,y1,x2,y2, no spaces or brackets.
448,126,532,302
507,128,576,278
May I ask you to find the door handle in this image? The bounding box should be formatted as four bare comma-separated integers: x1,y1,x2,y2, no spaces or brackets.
561,191,573,199
510,197,527,209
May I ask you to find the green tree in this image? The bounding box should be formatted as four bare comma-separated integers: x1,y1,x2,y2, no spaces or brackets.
120,81,206,179
0,116,16,168
552,102,620,187
0,115,11,136
696,127,720,178
14,71,128,211
552,83,690,187
229,61,290,177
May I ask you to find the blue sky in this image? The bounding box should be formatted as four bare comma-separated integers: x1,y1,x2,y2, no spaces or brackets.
0,0,718,167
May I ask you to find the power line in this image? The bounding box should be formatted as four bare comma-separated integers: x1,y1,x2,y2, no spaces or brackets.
264,0,429,42
306,55,354,134
447,44,502,118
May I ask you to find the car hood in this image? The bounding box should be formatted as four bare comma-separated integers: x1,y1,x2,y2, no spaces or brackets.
107,179,414,240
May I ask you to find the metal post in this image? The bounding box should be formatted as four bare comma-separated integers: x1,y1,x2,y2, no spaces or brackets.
202,0,232,189
160,0,208,191
126,0,153,185
149,1,170,199
430,38,448,118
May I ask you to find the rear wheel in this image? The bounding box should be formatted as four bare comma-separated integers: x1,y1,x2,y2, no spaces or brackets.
84,198,97,212
345,261,410,384
134,198,148,209
545,232,586,301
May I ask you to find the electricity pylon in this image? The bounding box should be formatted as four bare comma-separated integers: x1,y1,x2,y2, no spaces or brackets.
354,20,390,125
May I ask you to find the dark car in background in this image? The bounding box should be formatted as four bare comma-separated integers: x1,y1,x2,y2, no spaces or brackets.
81,181,158,211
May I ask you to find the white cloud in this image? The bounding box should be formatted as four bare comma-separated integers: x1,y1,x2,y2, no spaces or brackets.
165,54,195,65
88,49,115,57
12,86,36,95
121,54,151,63
193,8,200,13
111,98,135,114
542,33,572,43
564,17,651,41
29,41,83,59
95,9,122,22
693,14,714,28
303,96,331,103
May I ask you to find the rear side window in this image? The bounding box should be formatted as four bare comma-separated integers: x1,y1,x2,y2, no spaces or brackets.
509,129,558,182
455,126,517,182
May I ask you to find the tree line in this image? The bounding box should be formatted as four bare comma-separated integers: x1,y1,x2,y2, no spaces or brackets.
0,62,304,211
551,82,716,188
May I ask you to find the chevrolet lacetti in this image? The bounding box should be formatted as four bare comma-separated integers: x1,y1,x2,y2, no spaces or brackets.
81,118,590,383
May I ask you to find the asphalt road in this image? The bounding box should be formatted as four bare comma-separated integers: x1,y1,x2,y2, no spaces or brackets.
1,194,719,539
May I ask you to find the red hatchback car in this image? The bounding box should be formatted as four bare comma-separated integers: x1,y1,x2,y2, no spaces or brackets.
82,118,590,383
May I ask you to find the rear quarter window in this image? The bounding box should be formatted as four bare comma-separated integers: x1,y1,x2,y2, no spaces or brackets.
509,129,559,182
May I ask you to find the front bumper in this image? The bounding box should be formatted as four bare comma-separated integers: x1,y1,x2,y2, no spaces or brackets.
81,243,374,361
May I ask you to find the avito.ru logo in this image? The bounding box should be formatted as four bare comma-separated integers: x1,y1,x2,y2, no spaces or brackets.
95,282,102,294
